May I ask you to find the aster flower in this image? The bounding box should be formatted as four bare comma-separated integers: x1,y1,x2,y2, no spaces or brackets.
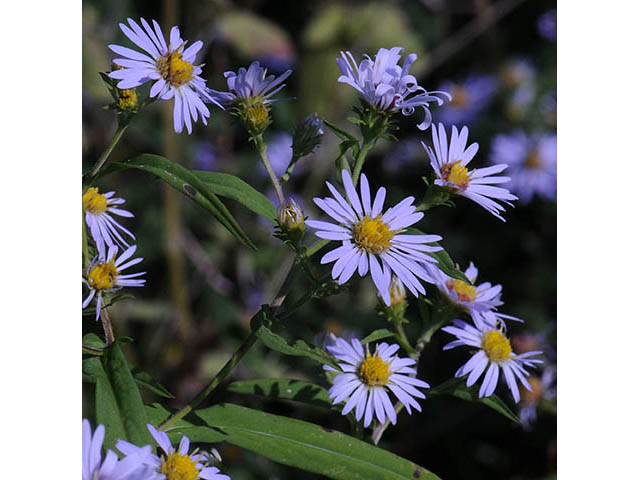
442,320,543,402
426,261,505,327
307,170,443,305
518,366,556,429
436,74,497,126
537,9,557,42
108,18,221,134
83,419,159,480
422,124,517,221
83,187,135,258
499,57,536,89
489,131,556,204
117,424,231,480
83,245,146,321
337,47,450,130
210,61,292,107
324,337,430,427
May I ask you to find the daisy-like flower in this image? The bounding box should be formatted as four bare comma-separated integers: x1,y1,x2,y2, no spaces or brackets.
83,245,146,321
324,337,430,427
117,425,231,480
489,131,557,204
422,123,517,221
436,74,497,126
518,366,556,429
427,261,506,327
83,419,159,480
210,61,292,107
442,320,543,402
337,47,450,130
83,187,135,258
307,169,443,305
108,18,221,134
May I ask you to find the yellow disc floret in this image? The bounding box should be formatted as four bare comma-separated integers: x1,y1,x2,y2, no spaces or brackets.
83,188,109,215
88,260,118,291
244,102,271,136
358,352,391,386
161,452,199,480
353,216,394,255
446,279,477,302
118,88,138,112
157,51,194,87
442,160,471,191
481,329,513,363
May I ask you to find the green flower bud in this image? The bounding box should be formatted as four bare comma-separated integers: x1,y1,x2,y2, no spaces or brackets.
292,113,324,159
277,198,305,242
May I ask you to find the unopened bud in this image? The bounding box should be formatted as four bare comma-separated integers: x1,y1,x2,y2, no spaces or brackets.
389,276,407,307
277,198,305,241
117,88,138,112
292,113,324,159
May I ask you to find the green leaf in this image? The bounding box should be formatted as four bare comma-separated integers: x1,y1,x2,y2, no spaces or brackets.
147,403,441,480
130,367,174,399
323,119,357,142
192,171,277,223
83,333,106,350
94,342,153,450
226,378,332,408
429,378,521,424
361,329,397,345
100,154,256,250
256,325,338,368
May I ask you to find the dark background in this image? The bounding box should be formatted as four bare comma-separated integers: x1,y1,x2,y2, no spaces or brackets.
83,1,557,478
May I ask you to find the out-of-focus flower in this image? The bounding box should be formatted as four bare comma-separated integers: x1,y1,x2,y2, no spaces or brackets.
324,337,430,427
489,131,556,204
263,133,293,178
117,424,231,480
382,137,423,173
442,320,543,402
519,366,556,429
422,124,517,221
83,188,135,258
539,92,557,128
337,47,450,130
82,419,159,480
436,74,497,126
194,141,217,171
307,170,442,305
500,58,536,89
210,61,291,136
537,9,557,42
83,245,146,321
108,18,221,134
427,261,506,327
506,83,536,120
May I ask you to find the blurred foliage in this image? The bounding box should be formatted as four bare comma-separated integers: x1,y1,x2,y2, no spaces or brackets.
83,0,557,479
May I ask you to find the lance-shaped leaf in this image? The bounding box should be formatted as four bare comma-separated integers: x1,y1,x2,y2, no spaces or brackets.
192,171,277,223
98,154,256,249
256,325,338,368
146,403,441,480
360,328,398,345
226,378,333,409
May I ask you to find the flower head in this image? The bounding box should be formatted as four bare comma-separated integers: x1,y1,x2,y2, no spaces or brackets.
83,245,146,321
422,124,517,221
518,366,556,429
442,320,543,402
436,74,497,126
324,337,429,427
489,131,556,204
83,419,159,480
108,18,221,134
83,187,135,258
307,170,443,305
117,425,231,480
537,9,557,42
337,47,450,130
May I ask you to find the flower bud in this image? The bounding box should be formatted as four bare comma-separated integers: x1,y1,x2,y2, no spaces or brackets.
277,198,305,241
292,113,324,159
389,276,407,307
117,88,138,112
242,100,271,137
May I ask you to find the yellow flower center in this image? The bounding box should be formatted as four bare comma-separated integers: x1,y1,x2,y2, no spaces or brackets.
353,216,394,255
118,88,138,111
446,279,477,302
481,329,513,363
389,281,406,306
442,161,471,191
161,452,199,480
244,102,271,135
83,188,108,215
157,51,194,87
358,353,391,386
88,260,118,291
525,150,542,169
451,86,469,108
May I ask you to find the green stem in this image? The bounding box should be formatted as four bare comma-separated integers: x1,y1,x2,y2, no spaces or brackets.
255,135,285,204
159,328,259,431
84,123,129,183
371,401,405,445
101,307,115,346
393,319,416,358
351,139,376,185
305,239,329,258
